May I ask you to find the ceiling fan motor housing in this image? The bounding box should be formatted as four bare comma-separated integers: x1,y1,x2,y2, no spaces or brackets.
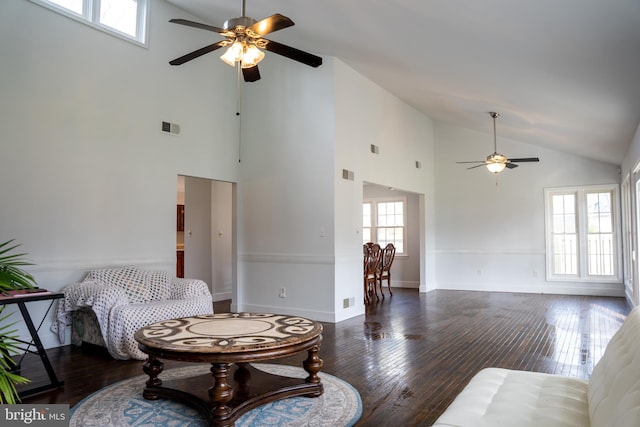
487,153,507,164
224,17,257,33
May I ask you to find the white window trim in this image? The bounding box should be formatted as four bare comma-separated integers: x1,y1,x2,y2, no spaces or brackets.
363,196,407,255
544,184,622,283
621,173,633,297
30,0,149,47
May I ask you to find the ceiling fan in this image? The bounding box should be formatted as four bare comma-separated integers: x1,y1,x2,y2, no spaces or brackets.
457,112,540,173
168,0,322,82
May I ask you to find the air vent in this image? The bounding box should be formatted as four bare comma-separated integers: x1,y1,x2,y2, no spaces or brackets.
370,144,379,154
342,169,355,181
415,160,422,169
161,121,180,136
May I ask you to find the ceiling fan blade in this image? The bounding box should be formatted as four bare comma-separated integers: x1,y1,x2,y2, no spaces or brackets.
249,14,294,37
456,160,486,164
261,39,323,68
169,18,226,34
169,41,228,65
467,163,488,170
509,157,540,162
242,65,261,82
505,163,519,169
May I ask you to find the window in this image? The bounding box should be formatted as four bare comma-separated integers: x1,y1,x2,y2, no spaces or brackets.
31,0,148,45
545,185,621,282
363,199,405,253
549,192,578,275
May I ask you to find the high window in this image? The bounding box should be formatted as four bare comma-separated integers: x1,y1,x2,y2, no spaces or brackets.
544,185,621,282
363,199,405,253
31,0,148,45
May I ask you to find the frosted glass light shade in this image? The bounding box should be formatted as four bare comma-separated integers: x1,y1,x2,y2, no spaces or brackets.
220,42,265,68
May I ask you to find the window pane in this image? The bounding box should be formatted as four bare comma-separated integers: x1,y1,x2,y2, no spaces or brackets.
363,203,371,227
586,191,614,276
365,200,406,254
377,201,403,227
100,0,138,37
553,215,565,233
377,227,403,253
588,235,613,275
600,214,612,233
552,194,575,214
588,213,600,233
564,214,576,233
552,234,577,274
551,193,577,275
362,228,371,244
49,0,83,14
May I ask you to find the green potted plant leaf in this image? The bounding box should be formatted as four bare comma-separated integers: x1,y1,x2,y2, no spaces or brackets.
0,239,38,291
0,239,37,404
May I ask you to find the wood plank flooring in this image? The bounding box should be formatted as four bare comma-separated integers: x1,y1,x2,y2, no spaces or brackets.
19,289,631,426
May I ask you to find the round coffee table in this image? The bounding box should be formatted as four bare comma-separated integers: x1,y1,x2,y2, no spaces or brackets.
134,312,323,427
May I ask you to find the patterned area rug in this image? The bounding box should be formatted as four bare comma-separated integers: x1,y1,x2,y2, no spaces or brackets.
69,364,362,427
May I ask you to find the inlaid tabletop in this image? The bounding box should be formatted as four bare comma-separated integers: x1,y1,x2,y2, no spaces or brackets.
135,312,323,354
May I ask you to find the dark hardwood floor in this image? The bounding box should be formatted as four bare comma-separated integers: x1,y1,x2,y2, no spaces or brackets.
19,289,631,426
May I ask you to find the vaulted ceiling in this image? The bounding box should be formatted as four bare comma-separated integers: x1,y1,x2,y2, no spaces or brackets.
165,0,640,165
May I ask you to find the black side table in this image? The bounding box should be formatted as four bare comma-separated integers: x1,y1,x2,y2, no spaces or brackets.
0,292,65,397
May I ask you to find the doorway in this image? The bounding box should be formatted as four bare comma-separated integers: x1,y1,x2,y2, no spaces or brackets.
177,175,234,301
363,182,422,289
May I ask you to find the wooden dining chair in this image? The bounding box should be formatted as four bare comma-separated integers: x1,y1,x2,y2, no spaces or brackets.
363,243,382,304
377,243,396,298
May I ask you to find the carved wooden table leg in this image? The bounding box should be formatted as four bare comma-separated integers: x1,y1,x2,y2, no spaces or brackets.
233,363,251,401
208,363,234,420
303,345,324,395
142,356,164,400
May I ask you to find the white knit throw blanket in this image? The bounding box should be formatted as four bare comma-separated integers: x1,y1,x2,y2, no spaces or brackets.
52,267,213,360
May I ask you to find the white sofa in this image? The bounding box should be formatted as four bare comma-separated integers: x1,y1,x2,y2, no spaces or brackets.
432,305,640,427
53,266,213,360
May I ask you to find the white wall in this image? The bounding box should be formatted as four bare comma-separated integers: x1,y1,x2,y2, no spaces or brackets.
333,59,437,304
234,57,436,322
434,121,624,296
234,55,337,320
0,0,240,348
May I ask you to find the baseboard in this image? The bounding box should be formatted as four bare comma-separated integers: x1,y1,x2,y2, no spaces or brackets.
435,281,626,297
235,303,336,323
393,280,419,289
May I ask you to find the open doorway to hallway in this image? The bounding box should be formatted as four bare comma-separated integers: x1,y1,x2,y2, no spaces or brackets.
177,175,233,301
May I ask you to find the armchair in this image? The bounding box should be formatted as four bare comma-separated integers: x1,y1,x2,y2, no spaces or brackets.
53,266,213,360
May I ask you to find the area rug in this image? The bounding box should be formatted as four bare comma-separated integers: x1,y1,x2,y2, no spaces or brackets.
69,363,362,427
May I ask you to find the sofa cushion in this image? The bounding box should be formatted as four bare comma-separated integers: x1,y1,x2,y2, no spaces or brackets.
588,306,640,427
146,270,171,300
86,266,151,302
432,368,589,427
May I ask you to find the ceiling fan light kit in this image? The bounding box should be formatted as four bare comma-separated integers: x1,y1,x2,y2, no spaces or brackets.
456,112,540,174
486,154,507,173
169,0,322,82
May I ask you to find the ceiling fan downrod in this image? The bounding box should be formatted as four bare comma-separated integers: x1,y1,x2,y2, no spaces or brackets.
490,111,500,154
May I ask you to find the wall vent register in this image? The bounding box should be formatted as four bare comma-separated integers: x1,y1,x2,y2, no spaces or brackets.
162,121,180,135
